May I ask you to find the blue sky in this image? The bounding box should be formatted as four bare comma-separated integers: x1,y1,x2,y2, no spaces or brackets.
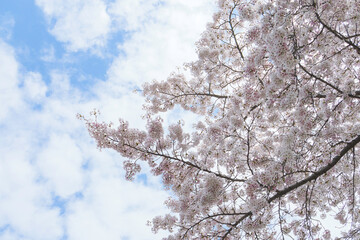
0,0,216,239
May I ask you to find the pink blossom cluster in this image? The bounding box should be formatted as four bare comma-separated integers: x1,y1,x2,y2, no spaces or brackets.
83,0,360,239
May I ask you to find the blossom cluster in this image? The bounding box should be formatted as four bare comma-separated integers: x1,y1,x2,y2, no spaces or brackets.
84,0,360,239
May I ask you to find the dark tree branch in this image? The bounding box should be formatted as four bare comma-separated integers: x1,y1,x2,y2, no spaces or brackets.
222,134,360,238
159,91,228,99
269,135,360,202
299,64,343,94
314,10,360,54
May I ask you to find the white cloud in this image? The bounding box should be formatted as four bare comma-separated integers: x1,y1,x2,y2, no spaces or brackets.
107,0,216,87
49,70,71,95
65,167,169,240
0,0,217,239
0,40,22,121
108,0,159,32
23,72,47,103
37,134,85,198
35,0,216,56
0,129,63,240
35,0,111,52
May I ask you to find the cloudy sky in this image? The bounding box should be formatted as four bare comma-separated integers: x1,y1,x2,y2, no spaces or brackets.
0,1,216,239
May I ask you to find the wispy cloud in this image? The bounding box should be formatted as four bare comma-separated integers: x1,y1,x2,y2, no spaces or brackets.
0,14,15,40
40,45,56,62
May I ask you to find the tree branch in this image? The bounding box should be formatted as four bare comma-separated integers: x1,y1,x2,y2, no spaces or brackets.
314,10,360,54
268,135,360,202
222,134,360,238
121,142,246,183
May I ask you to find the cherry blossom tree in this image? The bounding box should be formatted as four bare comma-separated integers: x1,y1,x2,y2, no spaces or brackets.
82,0,360,239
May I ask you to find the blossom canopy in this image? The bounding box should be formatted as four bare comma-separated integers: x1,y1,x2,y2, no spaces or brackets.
84,0,360,239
